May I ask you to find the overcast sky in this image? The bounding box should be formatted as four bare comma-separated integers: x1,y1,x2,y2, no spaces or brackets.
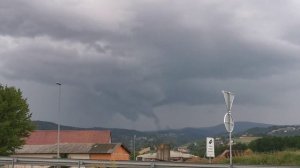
1,0,300,131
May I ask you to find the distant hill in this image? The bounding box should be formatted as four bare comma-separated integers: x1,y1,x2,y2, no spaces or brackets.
33,120,81,130
32,120,271,150
242,125,300,137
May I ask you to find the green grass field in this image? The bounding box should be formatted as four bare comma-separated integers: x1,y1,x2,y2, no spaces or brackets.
234,136,261,144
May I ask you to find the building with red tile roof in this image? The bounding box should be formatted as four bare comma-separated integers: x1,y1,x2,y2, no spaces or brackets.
25,130,111,145
13,143,130,161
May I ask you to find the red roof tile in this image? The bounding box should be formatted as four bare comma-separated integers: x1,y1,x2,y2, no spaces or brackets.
25,130,111,145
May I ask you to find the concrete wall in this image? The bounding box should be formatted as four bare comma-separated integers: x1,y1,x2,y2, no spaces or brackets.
157,144,170,161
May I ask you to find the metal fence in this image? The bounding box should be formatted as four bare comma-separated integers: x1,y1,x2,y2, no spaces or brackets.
0,157,297,168
0,157,225,168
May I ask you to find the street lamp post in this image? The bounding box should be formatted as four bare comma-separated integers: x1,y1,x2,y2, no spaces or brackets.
133,135,136,160
56,82,62,158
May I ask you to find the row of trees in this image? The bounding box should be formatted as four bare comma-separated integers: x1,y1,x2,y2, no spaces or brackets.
249,136,300,152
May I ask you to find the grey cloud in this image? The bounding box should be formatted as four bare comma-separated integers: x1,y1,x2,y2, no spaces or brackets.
0,0,132,45
1,1,300,130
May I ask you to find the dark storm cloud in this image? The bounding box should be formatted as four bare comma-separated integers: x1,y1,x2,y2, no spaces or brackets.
128,1,300,106
1,0,300,129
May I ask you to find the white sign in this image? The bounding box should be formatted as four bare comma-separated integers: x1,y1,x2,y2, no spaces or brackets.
206,137,215,158
222,90,234,112
224,113,234,133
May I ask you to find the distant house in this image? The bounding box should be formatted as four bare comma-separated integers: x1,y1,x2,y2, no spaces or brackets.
25,130,111,145
13,143,130,161
136,151,197,162
177,146,190,153
138,147,151,155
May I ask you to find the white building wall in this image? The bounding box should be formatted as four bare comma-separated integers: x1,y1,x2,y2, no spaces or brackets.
68,154,90,159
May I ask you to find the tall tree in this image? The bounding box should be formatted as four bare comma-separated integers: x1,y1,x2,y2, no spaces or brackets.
0,85,34,155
